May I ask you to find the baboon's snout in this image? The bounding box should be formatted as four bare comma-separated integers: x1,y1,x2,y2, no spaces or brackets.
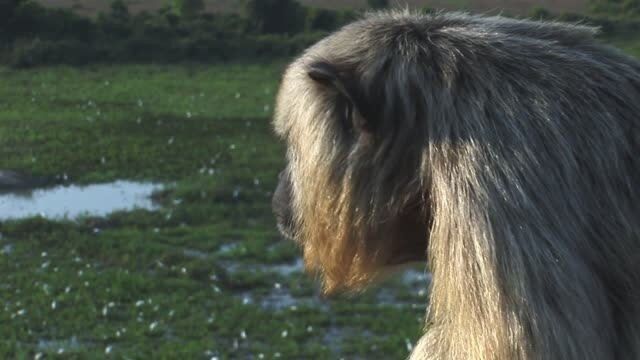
272,169,295,241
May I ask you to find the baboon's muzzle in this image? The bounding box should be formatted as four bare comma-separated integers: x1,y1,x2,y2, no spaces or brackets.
272,169,295,241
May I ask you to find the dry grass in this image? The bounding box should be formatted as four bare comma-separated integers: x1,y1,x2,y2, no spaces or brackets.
38,0,588,17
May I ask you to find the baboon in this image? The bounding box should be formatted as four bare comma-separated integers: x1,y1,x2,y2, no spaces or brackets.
271,10,640,360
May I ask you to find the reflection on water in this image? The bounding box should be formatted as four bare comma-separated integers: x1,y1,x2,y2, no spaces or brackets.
0,181,163,220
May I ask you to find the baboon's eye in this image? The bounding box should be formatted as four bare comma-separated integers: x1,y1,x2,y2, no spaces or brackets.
340,98,355,135
344,101,353,125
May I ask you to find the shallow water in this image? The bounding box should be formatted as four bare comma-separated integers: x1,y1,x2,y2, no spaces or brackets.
0,181,163,220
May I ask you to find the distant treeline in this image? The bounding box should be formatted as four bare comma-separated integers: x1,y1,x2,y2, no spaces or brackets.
0,0,638,67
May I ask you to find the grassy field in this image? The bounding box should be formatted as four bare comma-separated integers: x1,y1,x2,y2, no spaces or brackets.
0,38,638,359
0,63,427,359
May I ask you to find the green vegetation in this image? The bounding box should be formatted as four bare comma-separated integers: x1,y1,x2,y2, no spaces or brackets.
2,0,638,68
168,0,205,18
591,0,640,17
0,64,427,358
367,0,389,9
603,36,640,57
0,0,354,67
244,0,308,34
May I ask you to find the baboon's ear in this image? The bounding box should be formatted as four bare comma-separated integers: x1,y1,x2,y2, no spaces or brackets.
307,61,372,133
307,62,356,102
307,61,338,84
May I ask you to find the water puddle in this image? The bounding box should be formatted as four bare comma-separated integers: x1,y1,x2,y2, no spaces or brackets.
182,248,209,260
266,258,304,276
242,291,317,311
37,336,89,353
0,181,164,220
401,267,432,287
226,259,431,312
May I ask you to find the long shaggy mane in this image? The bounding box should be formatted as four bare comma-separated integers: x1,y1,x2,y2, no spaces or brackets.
274,10,640,359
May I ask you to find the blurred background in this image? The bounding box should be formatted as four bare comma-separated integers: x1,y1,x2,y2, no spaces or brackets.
0,0,637,359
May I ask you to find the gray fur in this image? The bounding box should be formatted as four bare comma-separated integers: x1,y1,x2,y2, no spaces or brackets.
273,10,640,360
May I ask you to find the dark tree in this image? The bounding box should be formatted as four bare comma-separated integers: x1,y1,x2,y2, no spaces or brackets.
367,0,389,9
0,0,26,36
306,8,341,32
244,0,306,34
109,0,130,22
168,0,205,18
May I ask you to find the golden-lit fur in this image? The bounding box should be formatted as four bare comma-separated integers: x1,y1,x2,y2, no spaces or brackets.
275,63,427,293
273,10,640,360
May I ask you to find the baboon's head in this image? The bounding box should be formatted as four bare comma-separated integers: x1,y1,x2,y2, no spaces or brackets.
272,13,433,293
